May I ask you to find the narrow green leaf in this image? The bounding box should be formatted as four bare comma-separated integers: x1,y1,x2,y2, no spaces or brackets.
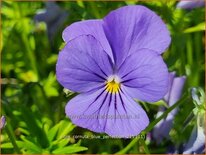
20,136,42,153
57,120,75,139
4,117,21,153
184,22,205,33
47,122,61,142
1,142,14,148
56,138,70,148
76,0,85,8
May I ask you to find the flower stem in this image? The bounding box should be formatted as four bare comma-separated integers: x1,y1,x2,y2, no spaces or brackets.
144,92,189,133
1,107,21,154
4,120,21,153
115,92,190,154
140,138,150,154
115,137,140,154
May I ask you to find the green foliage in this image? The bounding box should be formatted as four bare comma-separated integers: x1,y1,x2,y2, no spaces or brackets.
1,1,205,154
1,119,87,154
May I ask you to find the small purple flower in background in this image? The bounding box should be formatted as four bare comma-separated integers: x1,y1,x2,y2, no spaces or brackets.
0,116,6,129
153,72,186,143
183,118,205,154
56,5,171,137
176,0,205,10
183,87,205,154
34,2,68,43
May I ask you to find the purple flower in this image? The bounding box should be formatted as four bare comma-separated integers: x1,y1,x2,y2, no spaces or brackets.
176,0,204,10
0,116,6,129
34,2,68,43
56,5,171,137
183,121,205,154
153,72,186,142
183,87,205,154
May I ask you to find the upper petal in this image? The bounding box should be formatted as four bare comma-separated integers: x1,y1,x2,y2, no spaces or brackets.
62,20,114,62
56,35,113,93
118,49,169,102
65,87,149,137
103,5,171,67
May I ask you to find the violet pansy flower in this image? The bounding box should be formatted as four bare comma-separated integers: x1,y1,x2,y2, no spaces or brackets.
183,87,205,154
34,2,68,43
183,117,205,154
153,72,186,142
56,6,171,137
176,0,204,10
0,116,6,129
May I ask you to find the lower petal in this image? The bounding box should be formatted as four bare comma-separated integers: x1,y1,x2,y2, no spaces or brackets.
105,90,149,137
65,88,149,137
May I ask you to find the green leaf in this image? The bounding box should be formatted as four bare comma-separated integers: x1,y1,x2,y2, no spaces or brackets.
153,100,169,108
20,106,49,148
43,72,59,97
76,0,85,8
1,140,42,153
52,145,88,154
184,22,205,33
1,142,14,148
55,138,70,148
57,120,75,139
47,122,61,142
20,136,42,153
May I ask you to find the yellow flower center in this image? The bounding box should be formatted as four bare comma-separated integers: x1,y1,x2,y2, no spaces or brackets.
105,75,121,94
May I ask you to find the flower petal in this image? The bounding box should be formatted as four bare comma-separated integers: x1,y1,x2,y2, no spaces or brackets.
165,75,186,116
65,88,149,137
105,90,149,137
177,0,204,10
56,35,113,93
183,125,205,154
118,49,169,102
65,88,108,133
153,114,174,143
163,72,176,103
62,20,114,62
168,76,186,106
103,5,171,67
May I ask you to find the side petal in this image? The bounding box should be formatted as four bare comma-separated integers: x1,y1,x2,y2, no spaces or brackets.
118,49,169,102
62,20,114,62
56,35,113,93
65,88,149,137
103,5,171,67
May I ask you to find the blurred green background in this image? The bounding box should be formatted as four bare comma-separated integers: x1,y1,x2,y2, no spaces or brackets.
1,0,205,154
